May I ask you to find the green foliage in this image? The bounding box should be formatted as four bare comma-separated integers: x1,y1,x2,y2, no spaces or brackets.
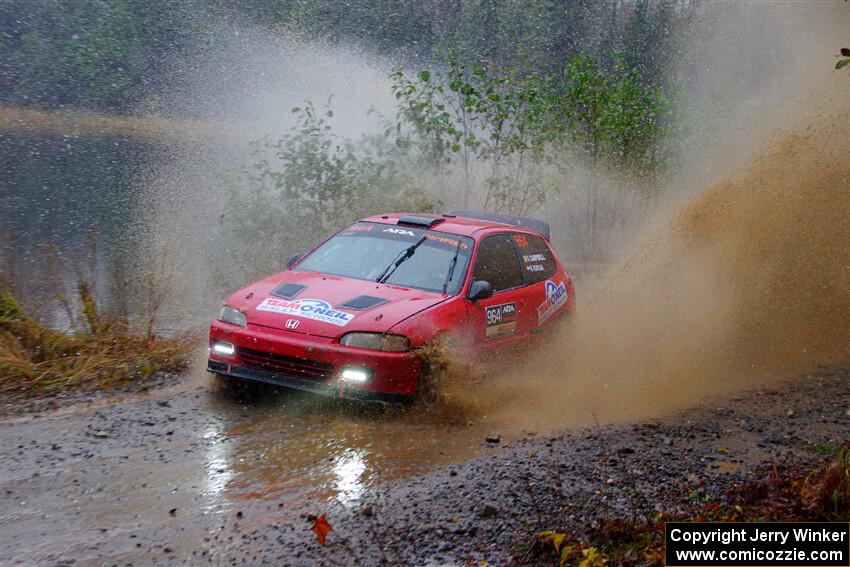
226,100,436,278
389,52,673,216
227,51,675,266
0,0,689,112
801,442,842,457
0,291,28,324
392,57,559,215
836,48,850,70
0,286,192,413
557,53,673,176
0,0,196,110
390,66,460,170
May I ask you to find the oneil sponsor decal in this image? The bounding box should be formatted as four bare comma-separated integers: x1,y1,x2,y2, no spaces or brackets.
257,297,354,327
537,280,567,324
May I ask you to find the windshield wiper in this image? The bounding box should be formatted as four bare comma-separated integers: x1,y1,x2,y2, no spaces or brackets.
441,239,462,294
376,235,428,284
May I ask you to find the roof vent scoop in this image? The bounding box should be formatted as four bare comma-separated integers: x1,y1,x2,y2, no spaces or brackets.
397,215,444,228
271,283,307,299
337,295,387,310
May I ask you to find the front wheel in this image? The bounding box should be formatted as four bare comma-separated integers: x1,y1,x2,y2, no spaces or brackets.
414,333,462,406
416,364,442,405
209,372,265,400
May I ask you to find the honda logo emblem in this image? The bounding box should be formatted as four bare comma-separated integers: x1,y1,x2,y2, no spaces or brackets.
285,319,300,330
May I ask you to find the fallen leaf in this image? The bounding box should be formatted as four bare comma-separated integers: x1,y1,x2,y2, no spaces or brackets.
579,546,607,567
539,530,576,565
559,544,576,566
538,530,566,551
311,513,332,545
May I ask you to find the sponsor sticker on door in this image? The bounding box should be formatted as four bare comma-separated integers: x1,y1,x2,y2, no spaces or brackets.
486,302,517,338
257,297,354,327
537,280,567,324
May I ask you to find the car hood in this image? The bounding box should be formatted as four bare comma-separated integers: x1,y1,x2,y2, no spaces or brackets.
225,270,449,338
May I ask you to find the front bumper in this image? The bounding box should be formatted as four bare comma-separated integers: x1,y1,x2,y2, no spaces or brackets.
208,320,422,400
207,359,412,403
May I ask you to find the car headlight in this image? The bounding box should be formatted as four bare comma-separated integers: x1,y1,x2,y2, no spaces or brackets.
339,332,411,352
218,305,247,327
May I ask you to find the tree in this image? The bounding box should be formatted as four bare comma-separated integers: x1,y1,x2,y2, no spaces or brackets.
225,100,435,278
0,0,693,113
226,50,675,269
391,58,556,215
546,52,673,255
0,0,196,111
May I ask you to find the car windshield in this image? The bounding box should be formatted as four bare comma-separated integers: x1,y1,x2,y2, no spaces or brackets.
294,222,474,295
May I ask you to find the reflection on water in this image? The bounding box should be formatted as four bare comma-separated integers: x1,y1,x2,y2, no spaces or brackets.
202,420,235,499
1,134,151,327
202,386,493,510
333,449,367,504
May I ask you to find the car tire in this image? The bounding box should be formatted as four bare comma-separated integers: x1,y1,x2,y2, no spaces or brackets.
415,333,459,406
210,372,261,399
417,365,441,405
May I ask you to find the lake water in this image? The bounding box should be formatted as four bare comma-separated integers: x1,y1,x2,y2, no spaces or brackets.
1,132,157,327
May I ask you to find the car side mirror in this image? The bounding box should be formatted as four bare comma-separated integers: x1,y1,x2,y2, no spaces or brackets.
467,280,494,302
286,253,304,268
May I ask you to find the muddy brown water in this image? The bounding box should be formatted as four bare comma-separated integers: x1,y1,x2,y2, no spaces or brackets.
0,366,511,564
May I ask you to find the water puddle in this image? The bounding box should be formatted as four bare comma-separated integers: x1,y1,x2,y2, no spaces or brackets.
201,381,498,510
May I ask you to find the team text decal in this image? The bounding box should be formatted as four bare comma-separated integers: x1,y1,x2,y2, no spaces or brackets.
537,280,567,324
486,302,517,338
344,224,373,234
257,297,354,327
383,228,415,236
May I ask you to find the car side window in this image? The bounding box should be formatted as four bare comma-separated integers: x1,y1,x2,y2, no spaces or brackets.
512,233,557,284
472,234,524,292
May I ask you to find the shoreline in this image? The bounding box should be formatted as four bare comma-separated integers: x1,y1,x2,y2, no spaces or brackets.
0,104,244,141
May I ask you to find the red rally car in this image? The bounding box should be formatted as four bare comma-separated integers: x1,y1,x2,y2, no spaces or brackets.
208,211,574,403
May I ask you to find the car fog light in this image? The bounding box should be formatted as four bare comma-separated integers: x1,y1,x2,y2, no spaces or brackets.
212,341,235,356
339,367,371,384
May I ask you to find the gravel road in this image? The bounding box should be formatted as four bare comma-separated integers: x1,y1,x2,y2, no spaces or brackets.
1,367,846,566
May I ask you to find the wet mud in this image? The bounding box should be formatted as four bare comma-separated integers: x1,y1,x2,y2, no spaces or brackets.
1,366,846,565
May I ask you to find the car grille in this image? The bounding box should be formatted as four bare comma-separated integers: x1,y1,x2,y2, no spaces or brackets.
238,347,335,381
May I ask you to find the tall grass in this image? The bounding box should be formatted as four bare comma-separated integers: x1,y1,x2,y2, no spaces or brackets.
0,281,193,412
